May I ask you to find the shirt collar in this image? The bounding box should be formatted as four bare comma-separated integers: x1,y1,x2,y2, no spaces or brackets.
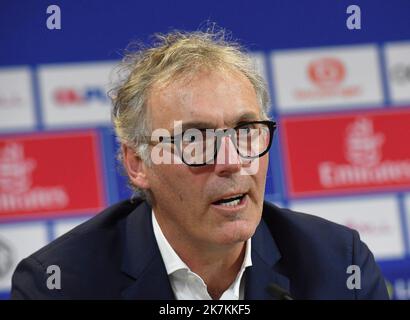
152,209,253,277
152,210,190,275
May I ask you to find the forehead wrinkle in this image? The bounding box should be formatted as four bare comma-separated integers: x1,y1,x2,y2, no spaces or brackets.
149,69,260,131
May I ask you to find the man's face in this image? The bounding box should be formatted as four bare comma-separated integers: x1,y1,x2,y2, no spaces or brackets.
143,69,269,248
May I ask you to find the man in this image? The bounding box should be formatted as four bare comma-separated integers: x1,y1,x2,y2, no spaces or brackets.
11,30,388,300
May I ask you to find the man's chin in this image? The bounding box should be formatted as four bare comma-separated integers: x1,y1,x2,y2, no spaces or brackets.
212,221,257,245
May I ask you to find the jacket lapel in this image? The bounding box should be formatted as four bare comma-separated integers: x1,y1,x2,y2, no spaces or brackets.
245,217,290,300
120,200,175,300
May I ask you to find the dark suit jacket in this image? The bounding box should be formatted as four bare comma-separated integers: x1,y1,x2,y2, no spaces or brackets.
11,198,389,299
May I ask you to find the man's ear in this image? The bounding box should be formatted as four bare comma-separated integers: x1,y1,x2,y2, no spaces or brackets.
122,144,150,190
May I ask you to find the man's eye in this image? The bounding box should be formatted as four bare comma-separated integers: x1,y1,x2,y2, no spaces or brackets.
238,126,252,134
183,134,198,143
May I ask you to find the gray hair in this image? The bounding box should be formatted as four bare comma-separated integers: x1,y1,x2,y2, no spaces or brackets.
110,28,271,199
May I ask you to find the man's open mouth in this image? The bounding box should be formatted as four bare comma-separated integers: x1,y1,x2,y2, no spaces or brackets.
212,193,246,207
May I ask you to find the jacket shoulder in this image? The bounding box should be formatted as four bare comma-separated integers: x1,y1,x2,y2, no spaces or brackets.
262,201,389,299
262,201,354,244
33,198,141,262
11,198,144,299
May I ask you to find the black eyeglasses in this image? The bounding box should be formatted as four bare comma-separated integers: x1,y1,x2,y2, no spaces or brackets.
149,120,276,167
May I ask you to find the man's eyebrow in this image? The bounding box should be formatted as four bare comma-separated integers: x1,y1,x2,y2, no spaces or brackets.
180,121,217,132
230,112,260,125
174,112,261,133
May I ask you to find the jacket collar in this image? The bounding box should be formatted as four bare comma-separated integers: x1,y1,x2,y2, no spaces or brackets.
120,200,175,299
244,216,290,299
120,199,289,300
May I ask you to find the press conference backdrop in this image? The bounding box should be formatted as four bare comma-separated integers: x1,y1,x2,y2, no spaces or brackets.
1,0,410,299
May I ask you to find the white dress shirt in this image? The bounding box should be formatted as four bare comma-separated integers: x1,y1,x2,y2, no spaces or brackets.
152,211,252,300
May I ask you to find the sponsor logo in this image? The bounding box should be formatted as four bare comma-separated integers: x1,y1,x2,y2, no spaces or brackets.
272,45,383,111
308,57,345,88
0,131,105,220
282,109,410,196
0,143,69,213
390,278,410,300
291,195,404,259
385,44,410,103
343,218,392,235
54,87,108,106
0,94,23,109
38,62,115,126
389,63,410,85
0,236,14,279
0,67,35,130
0,69,29,109
295,57,361,100
319,117,410,188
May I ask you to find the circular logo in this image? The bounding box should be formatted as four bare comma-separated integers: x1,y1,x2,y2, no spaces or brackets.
308,57,345,88
0,236,14,279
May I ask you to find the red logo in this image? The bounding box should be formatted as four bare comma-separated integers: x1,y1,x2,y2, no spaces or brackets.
281,108,410,197
54,87,108,105
0,94,23,108
0,131,106,220
308,57,346,88
295,57,360,100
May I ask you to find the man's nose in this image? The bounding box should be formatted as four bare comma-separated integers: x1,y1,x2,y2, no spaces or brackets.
214,135,242,175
